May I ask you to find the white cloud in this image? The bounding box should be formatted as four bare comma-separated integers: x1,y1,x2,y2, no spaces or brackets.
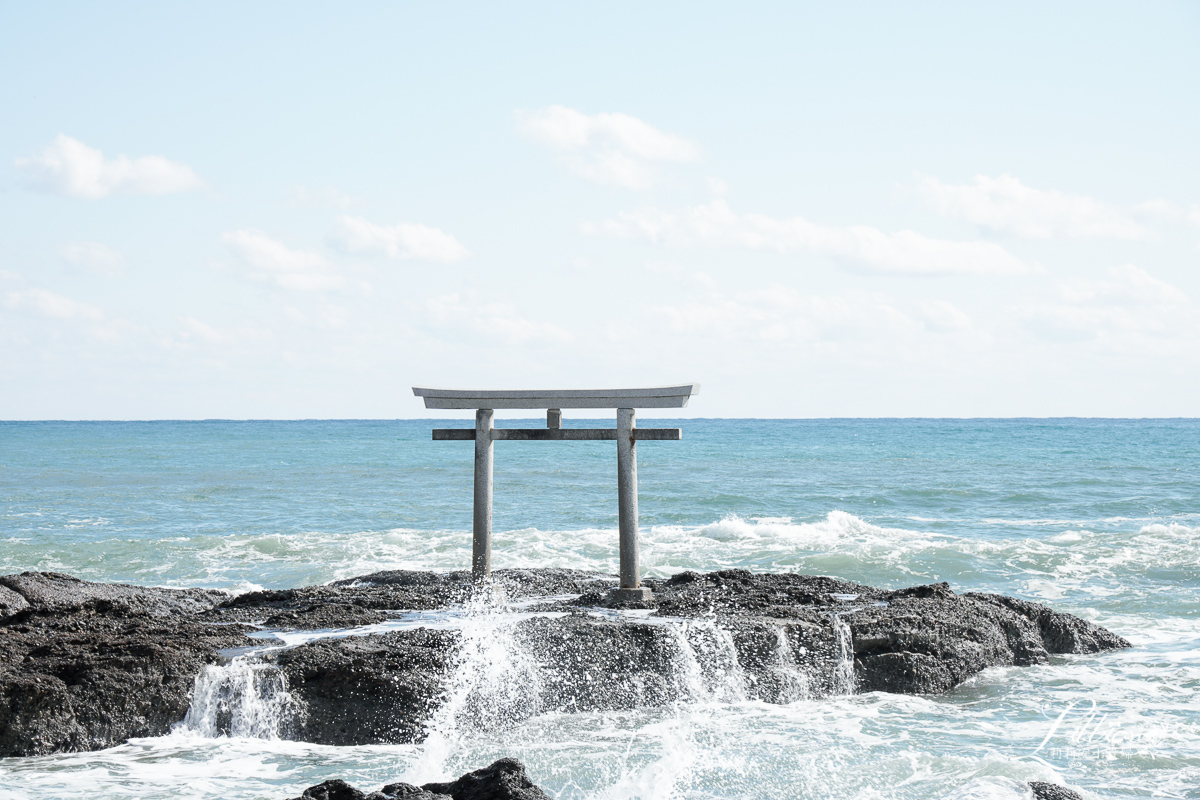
162,317,272,353
706,176,729,196
284,306,349,330
1018,265,1193,345
288,185,357,209
1134,199,1200,229
653,287,920,343
222,229,345,291
918,300,973,332
426,293,571,345
1058,264,1188,307
15,135,203,199
517,105,700,189
60,242,125,275
644,260,687,275
916,174,1146,239
586,199,1030,275
619,286,985,369
178,316,235,344
2,284,137,344
329,216,469,263
5,287,105,321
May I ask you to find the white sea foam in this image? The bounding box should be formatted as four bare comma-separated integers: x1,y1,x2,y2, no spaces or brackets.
7,512,1198,611
5,662,1193,800
935,777,1031,800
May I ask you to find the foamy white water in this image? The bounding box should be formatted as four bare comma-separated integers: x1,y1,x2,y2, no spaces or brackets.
183,659,301,740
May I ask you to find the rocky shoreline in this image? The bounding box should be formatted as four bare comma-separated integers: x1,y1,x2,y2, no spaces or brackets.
286,758,551,800
281,758,1085,800
0,568,1129,758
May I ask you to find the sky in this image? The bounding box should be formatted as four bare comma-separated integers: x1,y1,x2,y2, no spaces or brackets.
2,1,1198,419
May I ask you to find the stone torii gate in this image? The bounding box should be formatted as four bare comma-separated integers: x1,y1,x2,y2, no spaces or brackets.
413,384,699,602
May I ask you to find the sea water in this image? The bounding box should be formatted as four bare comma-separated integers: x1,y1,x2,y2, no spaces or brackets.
0,418,1197,799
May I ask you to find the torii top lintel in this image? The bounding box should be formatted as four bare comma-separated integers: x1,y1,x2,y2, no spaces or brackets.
412,384,700,410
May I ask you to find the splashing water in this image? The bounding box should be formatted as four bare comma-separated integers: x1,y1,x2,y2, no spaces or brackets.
181,658,301,740
666,619,748,704
767,624,811,703
829,613,855,697
405,586,545,784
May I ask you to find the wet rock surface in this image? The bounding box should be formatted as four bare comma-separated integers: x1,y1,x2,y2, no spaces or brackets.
1029,781,1085,800
0,568,1129,755
422,757,553,800
209,568,614,630
285,758,550,800
268,628,456,745
641,570,1129,695
0,572,249,757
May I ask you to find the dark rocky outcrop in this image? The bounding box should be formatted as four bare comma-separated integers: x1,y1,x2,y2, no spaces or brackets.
637,570,1129,695
0,572,248,757
1029,781,1084,800
209,568,614,630
0,568,1129,756
258,572,1128,746
269,628,456,745
0,571,227,621
286,758,550,800
290,777,449,800
640,568,882,616
423,758,552,800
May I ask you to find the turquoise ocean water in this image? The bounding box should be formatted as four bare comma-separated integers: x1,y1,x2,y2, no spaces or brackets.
1,419,1198,799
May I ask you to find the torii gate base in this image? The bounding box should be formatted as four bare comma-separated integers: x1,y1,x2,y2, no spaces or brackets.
414,385,700,602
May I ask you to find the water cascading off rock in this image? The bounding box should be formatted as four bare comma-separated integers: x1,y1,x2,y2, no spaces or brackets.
248,612,895,746
182,659,301,739
0,568,1129,755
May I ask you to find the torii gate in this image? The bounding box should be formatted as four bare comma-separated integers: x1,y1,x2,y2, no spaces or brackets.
412,384,700,602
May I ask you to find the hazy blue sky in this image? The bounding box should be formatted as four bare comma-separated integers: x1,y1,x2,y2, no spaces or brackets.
2,2,1198,419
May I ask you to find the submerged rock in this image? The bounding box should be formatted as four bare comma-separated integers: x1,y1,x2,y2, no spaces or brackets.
285,758,550,800
0,568,1129,755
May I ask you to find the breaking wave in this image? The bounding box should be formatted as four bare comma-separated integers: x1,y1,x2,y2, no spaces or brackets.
7,512,1194,626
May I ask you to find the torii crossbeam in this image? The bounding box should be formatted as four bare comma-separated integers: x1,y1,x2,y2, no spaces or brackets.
413,384,700,602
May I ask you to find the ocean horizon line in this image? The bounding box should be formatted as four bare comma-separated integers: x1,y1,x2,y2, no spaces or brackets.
2,415,1198,423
